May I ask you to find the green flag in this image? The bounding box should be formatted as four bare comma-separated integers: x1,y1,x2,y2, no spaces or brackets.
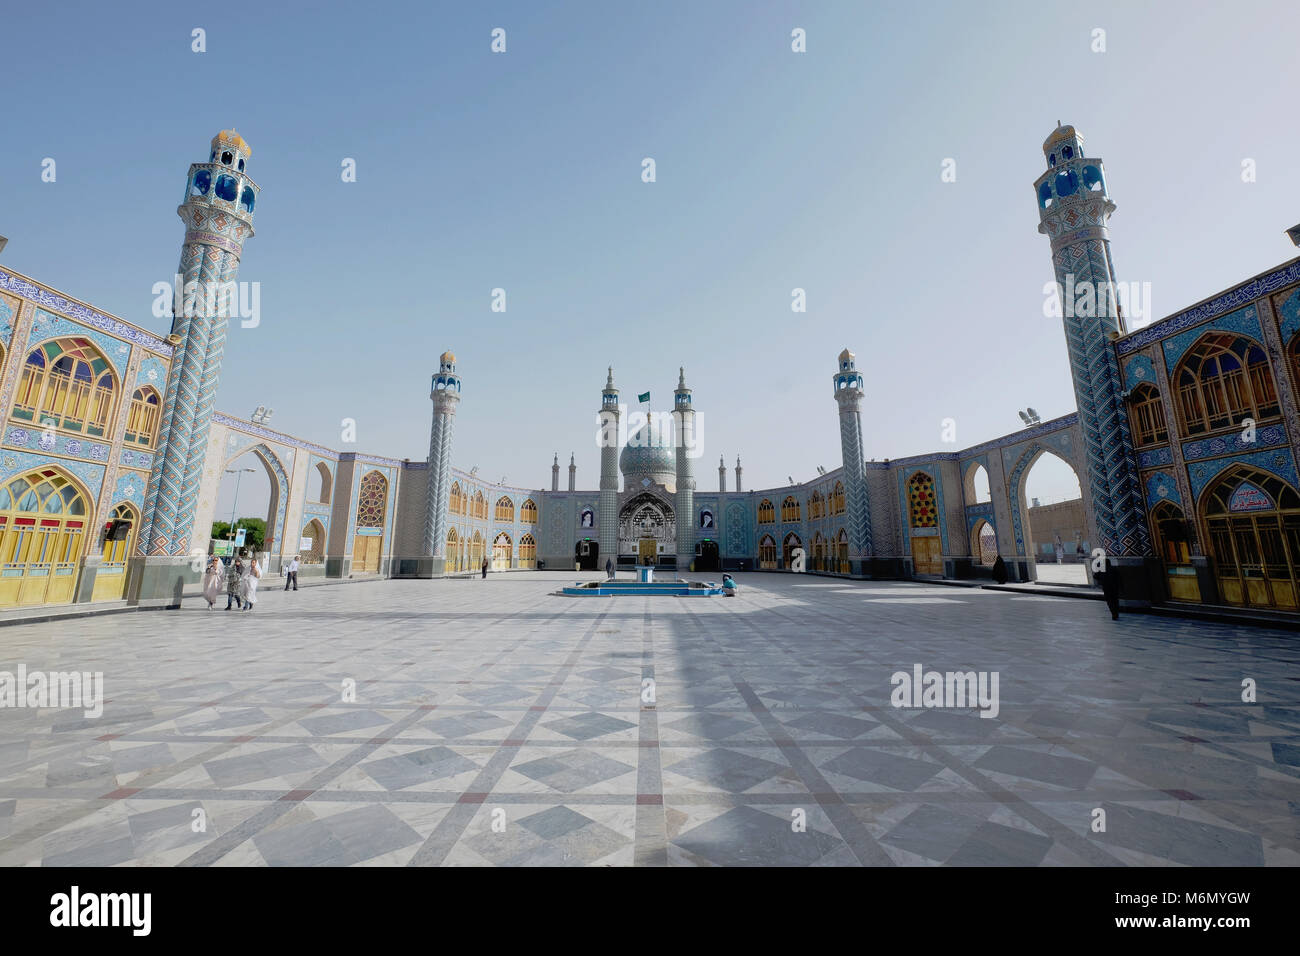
637,391,650,404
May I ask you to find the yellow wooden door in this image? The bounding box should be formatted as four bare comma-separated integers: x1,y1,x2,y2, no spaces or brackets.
639,538,657,564
911,536,942,575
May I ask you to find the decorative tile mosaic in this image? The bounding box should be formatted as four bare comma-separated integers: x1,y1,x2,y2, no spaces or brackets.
1182,423,1287,462
1160,304,1262,372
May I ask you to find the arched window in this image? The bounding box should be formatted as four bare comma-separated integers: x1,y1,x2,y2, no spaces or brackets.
758,534,777,569
757,499,775,524
449,482,466,515
1203,466,1300,610
0,468,88,608
973,520,997,566
782,532,802,567
101,503,137,563
808,490,825,519
519,532,537,569
831,481,845,516
470,530,484,568
351,470,388,575
124,386,161,447
300,519,325,564
907,472,938,528
494,496,514,523
312,462,333,504
471,491,487,519
1129,383,1168,446
964,464,992,505
812,531,826,570
781,495,800,523
446,527,461,570
12,338,118,438
492,531,512,570
1175,333,1280,435
520,498,538,523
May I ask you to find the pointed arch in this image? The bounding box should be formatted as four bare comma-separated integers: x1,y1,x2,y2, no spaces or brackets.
519,532,537,568
830,481,845,516
1201,465,1300,609
492,530,512,569
449,481,466,515
757,498,775,524
11,336,119,438
494,495,515,523
781,495,800,523
124,386,162,447
0,466,93,607
1173,332,1279,436
782,531,802,567
758,533,777,569
520,498,538,523
301,518,326,564
1127,383,1168,447
312,461,333,504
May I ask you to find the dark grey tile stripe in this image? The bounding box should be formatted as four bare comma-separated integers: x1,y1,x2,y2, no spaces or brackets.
635,604,667,866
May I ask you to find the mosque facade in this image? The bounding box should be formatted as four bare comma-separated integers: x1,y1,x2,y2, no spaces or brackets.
1,126,1298,615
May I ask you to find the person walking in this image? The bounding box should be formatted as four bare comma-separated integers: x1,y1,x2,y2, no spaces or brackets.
225,557,243,610
1095,558,1122,621
284,555,299,591
243,554,261,611
481,557,489,579
605,556,615,580
991,555,1008,584
203,555,222,609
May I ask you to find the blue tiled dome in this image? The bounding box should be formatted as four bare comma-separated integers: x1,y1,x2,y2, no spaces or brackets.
620,419,675,491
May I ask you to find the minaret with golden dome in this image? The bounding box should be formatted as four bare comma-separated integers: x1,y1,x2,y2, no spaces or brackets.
1033,124,1152,584
137,129,260,567
834,348,872,574
424,349,461,571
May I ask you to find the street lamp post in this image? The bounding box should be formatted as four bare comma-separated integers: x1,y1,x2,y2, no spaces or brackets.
225,467,256,555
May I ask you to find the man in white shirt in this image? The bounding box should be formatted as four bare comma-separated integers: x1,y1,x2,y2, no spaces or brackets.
285,555,300,591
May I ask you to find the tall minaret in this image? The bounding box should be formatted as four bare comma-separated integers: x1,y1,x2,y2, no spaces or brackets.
551,454,559,491
718,455,727,493
735,455,743,493
423,350,461,573
673,367,697,573
834,349,872,574
138,130,259,568
1033,125,1151,584
568,453,576,492
598,367,621,565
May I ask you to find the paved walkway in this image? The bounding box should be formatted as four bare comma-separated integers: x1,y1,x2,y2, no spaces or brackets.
0,572,1296,866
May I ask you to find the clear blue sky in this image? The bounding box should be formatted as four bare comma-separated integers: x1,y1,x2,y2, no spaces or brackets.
3,0,1297,520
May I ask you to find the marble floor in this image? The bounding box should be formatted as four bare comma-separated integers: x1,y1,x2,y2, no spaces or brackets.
0,571,1297,867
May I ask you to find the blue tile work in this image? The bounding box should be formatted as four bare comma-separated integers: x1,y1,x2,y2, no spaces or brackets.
0,294,16,346
1117,258,1300,356
725,500,752,558
133,356,168,392
1160,304,1262,372
0,266,173,357
896,465,947,555
1138,446,1174,468
343,460,398,553
1187,447,1299,503
120,448,154,472
1143,471,1182,509
1122,353,1157,391
1182,423,1287,462
111,470,148,511
965,502,995,535
1278,286,1300,343
0,447,105,498
30,309,133,377
3,425,112,464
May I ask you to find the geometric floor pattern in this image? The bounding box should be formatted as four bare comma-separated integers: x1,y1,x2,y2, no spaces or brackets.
1,572,1298,866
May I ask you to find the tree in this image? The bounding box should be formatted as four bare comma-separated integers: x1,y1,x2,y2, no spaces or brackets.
211,518,266,552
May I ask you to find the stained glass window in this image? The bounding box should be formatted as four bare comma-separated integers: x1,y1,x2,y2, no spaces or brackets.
908,472,938,529
355,471,388,528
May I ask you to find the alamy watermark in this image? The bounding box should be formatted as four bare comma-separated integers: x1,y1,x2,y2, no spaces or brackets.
596,405,705,459
891,663,999,719
151,274,260,328
1043,274,1151,322
0,665,103,718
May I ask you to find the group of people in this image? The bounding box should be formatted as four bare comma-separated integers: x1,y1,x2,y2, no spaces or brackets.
200,553,302,610
202,552,261,611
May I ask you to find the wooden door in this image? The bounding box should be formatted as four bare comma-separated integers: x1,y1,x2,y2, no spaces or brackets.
911,536,942,576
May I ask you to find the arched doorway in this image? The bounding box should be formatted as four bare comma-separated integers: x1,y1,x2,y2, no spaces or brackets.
351,470,388,574
618,493,673,563
470,530,484,570
300,518,325,565
493,532,512,570
1018,448,1086,584
518,533,536,569
972,519,997,567
758,534,777,569
812,531,827,571
782,532,802,569
697,539,719,572
836,529,849,573
92,502,138,602
1203,466,1299,609
445,527,461,571
906,471,943,576
575,538,599,570
1150,500,1199,602
0,468,89,608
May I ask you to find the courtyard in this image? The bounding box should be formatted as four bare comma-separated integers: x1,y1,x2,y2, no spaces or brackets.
0,571,1297,867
